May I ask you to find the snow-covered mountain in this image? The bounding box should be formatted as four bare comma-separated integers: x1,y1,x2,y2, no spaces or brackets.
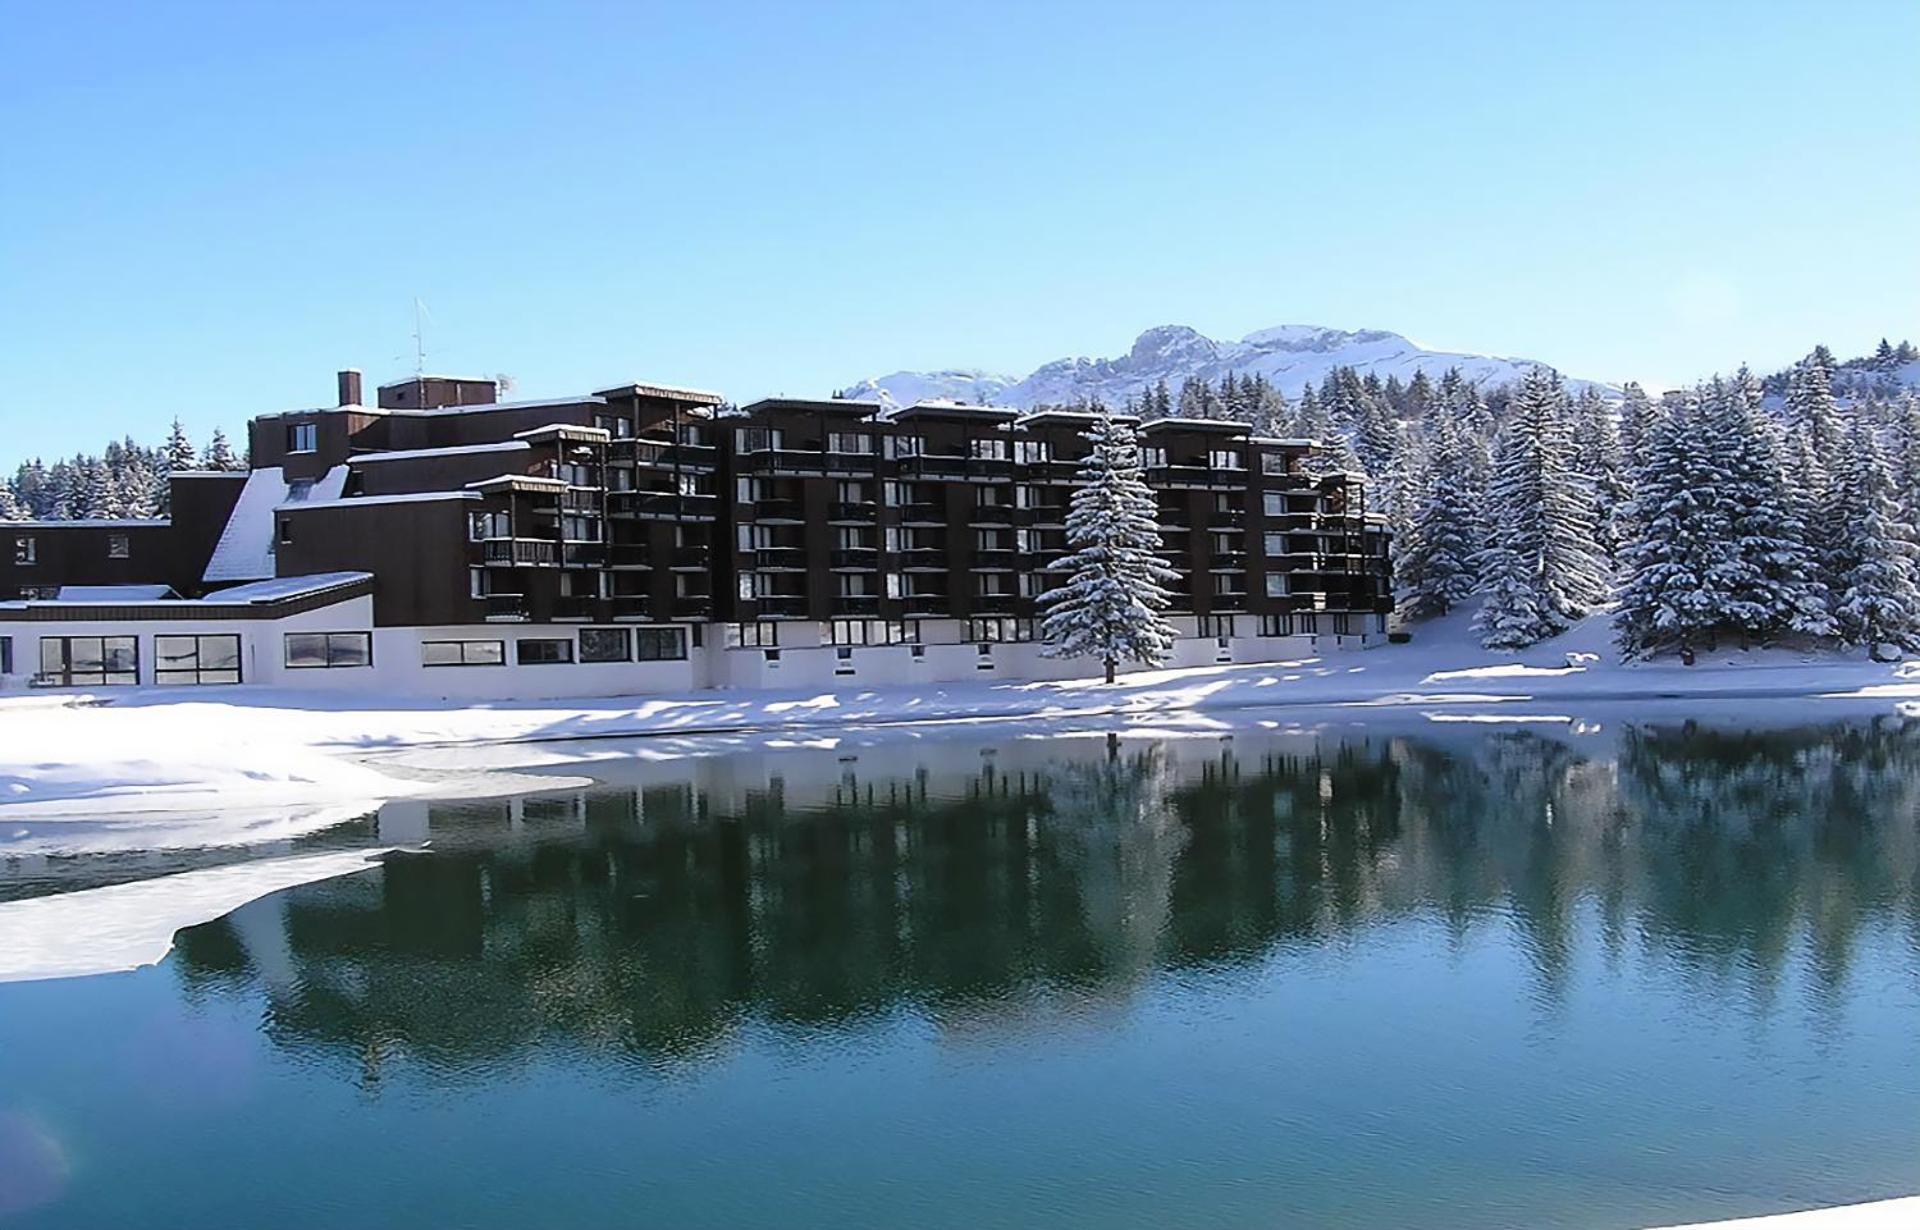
839,324,1609,410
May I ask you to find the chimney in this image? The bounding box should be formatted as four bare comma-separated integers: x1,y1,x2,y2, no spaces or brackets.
337,368,363,406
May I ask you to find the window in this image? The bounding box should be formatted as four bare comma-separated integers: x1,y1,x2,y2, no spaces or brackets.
1014,440,1051,464
1263,493,1286,517
1261,451,1293,475
470,510,509,541
286,422,318,453
423,640,505,667
965,618,1035,643
518,638,574,665
885,436,924,459
735,427,781,452
1143,446,1168,468
828,619,915,646
560,515,602,542
40,636,139,686
969,438,1008,461
285,632,372,669
579,628,632,663
1259,614,1294,638
1264,532,1287,557
1198,615,1236,639
107,533,130,559
835,481,868,503
0,636,11,675
1208,449,1244,470
1265,574,1289,598
728,622,780,649
636,627,688,661
828,432,873,455
277,517,294,546
13,536,35,565
156,634,242,685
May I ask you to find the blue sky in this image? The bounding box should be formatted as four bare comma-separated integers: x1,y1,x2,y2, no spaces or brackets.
3,1,1916,463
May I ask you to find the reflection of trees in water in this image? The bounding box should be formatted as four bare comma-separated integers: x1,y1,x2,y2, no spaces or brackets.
171,715,1920,1079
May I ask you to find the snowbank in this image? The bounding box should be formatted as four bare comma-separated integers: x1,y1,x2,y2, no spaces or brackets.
4,607,1918,823
1651,1196,1920,1228
0,848,396,983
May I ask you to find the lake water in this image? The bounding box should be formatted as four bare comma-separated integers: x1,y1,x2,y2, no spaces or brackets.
4,709,1920,1228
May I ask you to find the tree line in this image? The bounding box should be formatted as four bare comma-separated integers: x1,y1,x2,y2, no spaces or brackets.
0,419,246,521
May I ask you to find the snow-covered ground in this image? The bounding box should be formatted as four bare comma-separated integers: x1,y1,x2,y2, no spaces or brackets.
5,607,1918,825
1652,1197,1920,1228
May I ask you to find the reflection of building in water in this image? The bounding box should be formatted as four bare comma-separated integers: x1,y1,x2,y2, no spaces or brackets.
171,714,1920,1081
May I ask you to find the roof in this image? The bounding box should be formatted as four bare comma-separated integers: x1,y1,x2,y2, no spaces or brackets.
1015,409,1143,427
592,381,725,405
202,572,374,603
5,519,170,530
512,423,610,444
256,395,606,421
203,465,347,585
1139,417,1252,435
279,490,479,511
167,470,251,480
883,401,1022,423
54,584,177,602
737,397,884,417
350,441,531,465
1248,436,1317,447
376,374,495,390
467,474,566,493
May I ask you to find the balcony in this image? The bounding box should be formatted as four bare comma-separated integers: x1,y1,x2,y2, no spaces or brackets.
1207,552,1248,571
620,440,718,471
1148,464,1247,489
832,595,880,617
902,593,952,617
605,542,650,568
971,550,1017,571
483,538,558,567
828,501,877,522
753,595,808,618
482,594,530,622
608,491,718,522
671,596,713,619
897,502,946,524
753,546,808,571
747,498,805,523
899,548,947,571
1208,593,1249,612
1207,511,1246,530
831,548,880,570
551,595,597,621
1027,506,1069,526
971,594,1017,614
970,505,1016,526
895,454,970,479
610,595,653,620
561,542,606,567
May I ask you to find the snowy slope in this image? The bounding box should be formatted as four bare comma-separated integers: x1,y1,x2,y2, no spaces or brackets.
841,323,1612,409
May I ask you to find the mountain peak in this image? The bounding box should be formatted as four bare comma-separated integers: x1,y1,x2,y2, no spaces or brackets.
840,322,1603,410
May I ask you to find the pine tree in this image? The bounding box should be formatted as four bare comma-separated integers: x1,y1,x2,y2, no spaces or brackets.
1889,393,1920,532
1038,413,1180,683
203,428,241,471
0,479,26,521
165,418,198,474
1711,371,1832,643
1616,392,1725,660
1572,386,1627,553
1397,409,1479,619
1829,415,1920,658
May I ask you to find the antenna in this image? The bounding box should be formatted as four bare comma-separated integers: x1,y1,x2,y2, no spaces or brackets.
411,298,429,375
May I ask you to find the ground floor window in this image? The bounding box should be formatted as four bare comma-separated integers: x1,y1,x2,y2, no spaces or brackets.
40,635,139,686
965,617,1035,643
0,636,11,674
1258,614,1293,638
1197,615,1236,639
728,621,779,649
828,619,917,647
517,638,574,665
636,627,687,661
155,634,242,685
423,640,505,667
285,632,372,669
579,628,631,663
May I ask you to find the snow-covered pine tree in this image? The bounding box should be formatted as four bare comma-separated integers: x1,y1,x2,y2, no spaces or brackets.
1038,412,1181,683
1397,408,1479,619
1889,392,1920,532
203,428,241,471
1572,385,1627,554
1473,531,1556,648
1828,414,1920,659
165,418,198,474
0,479,26,521
1710,370,1832,643
1616,391,1726,660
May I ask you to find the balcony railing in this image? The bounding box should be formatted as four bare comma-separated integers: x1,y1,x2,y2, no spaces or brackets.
1148,464,1247,488
970,550,1017,570
897,502,946,524
971,594,1018,614
899,548,947,571
670,596,713,619
1207,552,1248,571
610,595,653,620
608,491,718,521
620,440,718,470
832,595,880,617
828,501,877,521
902,593,951,617
551,595,596,621
830,548,880,570
970,505,1017,526
753,595,808,618
482,594,530,622
747,498,805,523
482,538,558,566
753,546,808,570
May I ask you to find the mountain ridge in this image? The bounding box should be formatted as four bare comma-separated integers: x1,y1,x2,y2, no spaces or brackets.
838,323,1611,410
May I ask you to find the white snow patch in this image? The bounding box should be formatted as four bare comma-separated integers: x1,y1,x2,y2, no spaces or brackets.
1647,1196,1920,1228
0,848,397,983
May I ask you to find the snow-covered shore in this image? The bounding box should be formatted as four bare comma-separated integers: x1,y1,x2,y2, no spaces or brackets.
4,609,1918,821
1653,1197,1920,1228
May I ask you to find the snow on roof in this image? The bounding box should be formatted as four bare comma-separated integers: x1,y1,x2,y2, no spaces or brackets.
201,572,373,603
1248,436,1317,447
54,584,177,602
168,470,250,479
279,491,478,510
350,441,531,465
1138,417,1252,434
512,423,609,442
738,396,885,416
5,519,170,529
397,395,605,417
592,381,725,404
884,401,1022,422
1014,409,1142,426
466,474,565,492
202,465,347,585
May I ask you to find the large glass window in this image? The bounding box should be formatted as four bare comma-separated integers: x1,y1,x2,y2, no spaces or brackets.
578,628,632,664
285,632,372,669
40,636,139,686
286,422,318,453
422,640,505,667
635,628,687,661
517,638,574,665
155,634,242,685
